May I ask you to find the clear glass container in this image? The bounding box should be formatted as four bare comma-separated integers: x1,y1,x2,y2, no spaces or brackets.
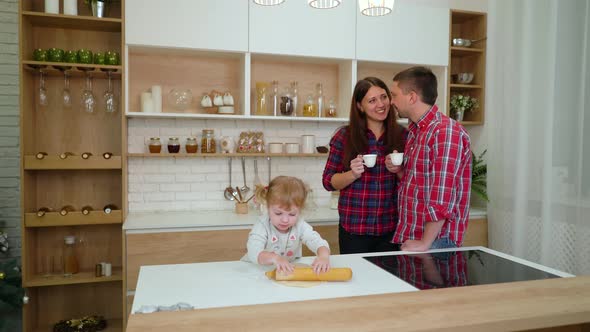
315,83,324,118
201,129,216,153
186,137,198,153
149,137,162,153
168,137,180,153
326,97,337,117
255,82,269,116
63,235,79,276
303,95,317,117
290,81,299,117
279,87,294,116
270,80,279,116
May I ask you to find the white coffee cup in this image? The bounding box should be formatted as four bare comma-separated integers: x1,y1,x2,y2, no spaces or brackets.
362,154,377,168
390,152,404,166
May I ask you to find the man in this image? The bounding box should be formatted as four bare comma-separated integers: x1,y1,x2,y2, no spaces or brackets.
386,66,472,252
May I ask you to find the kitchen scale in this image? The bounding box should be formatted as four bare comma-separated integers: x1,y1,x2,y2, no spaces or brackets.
363,250,560,290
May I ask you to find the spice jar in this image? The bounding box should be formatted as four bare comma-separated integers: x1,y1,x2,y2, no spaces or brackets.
186,137,198,153
201,129,216,153
149,137,162,153
63,235,79,276
168,137,180,153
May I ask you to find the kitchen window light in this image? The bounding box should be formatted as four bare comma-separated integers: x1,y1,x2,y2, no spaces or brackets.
358,0,395,16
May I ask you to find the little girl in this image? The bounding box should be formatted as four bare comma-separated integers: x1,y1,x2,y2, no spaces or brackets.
243,176,331,275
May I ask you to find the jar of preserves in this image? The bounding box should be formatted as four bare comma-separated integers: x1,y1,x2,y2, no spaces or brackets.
63,235,79,276
149,137,162,153
168,137,180,153
186,137,198,153
201,129,216,153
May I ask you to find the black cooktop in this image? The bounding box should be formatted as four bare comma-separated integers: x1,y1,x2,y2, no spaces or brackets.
363,250,560,290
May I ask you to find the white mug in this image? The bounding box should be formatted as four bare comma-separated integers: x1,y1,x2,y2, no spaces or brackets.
286,143,299,154
362,154,377,168
390,152,404,166
213,93,224,106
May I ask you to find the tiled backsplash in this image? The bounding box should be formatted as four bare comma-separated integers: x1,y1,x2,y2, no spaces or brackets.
128,118,343,212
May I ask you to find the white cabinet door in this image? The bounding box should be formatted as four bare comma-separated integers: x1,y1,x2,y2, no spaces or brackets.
356,1,449,66
249,0,356,59
126,0,248,52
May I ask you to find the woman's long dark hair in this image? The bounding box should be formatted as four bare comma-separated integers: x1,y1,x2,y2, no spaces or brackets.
341,77,405,168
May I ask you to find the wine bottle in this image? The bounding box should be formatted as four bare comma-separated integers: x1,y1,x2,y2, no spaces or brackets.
36,207,52,217
59,152,75,160
81,205,94,215
103,204,118,214
81,152,92,159
102,152,112,159
35,152,48,160
59,205,75,216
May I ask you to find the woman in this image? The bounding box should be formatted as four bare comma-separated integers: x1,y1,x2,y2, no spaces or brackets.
322,77,406,254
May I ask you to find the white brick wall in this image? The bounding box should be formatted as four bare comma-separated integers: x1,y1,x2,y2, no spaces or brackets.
0,0,20,261
127,118,343,212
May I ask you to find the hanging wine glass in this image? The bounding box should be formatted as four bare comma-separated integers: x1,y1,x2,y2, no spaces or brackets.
38,71,48,107
81,72,95,114
103,71,117,113
62,71,72,108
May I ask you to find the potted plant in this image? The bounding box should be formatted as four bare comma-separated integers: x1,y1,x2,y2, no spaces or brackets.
450,94,479,121
471,149,488,203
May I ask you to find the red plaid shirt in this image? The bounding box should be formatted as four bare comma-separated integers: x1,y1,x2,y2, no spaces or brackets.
393,105,472,246
322,127,400,236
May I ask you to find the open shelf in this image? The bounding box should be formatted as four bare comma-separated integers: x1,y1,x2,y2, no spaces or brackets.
25,210,123,227
125,111,349,122
24,61,122,78
25,267,122,287
128,153,328,158
22,10,122,32
449,84,482,89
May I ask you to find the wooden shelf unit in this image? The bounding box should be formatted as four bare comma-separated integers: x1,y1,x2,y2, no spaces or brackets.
448,10,487,125
19,1,126,331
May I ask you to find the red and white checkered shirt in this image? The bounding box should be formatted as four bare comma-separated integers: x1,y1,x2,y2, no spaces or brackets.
393,105,472,246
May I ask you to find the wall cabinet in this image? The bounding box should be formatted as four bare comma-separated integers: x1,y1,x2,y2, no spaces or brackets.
447,10,487,125
19,1,125,331
125,0,248,52
249,0,356,59
356,1,449,66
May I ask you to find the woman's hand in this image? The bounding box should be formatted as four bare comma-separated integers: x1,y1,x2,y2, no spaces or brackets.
311,255,330,274
273,255,295,274
350,155,365,179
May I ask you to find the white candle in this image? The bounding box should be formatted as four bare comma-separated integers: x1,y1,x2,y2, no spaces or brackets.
141,92,154,113
63,0,78,15
104,263,112,277
44,0,59,14
151,85,162,113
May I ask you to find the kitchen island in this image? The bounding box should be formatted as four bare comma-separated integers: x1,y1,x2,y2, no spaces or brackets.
127,247,590,331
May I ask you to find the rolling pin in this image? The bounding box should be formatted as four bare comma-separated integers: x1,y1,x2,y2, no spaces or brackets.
266,267,353,281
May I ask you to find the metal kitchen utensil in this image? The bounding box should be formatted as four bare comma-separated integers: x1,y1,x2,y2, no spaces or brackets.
240,157,250,195
236,186,243,202
224,157,235,201
267,156,271,184
253,159,262,186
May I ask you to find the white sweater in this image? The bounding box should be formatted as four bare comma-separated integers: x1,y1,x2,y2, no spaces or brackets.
243,214,329,264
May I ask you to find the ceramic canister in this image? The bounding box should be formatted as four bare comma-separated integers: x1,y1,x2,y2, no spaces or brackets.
285,143,299,154
268,143,283,154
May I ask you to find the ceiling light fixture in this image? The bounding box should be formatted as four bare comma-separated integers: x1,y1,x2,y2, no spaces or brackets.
253,0,286,6
358,0,395,16
308,0,342,9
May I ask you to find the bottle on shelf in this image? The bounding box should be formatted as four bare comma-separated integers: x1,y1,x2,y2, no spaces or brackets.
63,236,79,276
185,137,198,154
81,205,94,215
270,80,279,117
103,204,118,214
303,95,317,117
102,152,113,159
167,137,180,153
201,129,216,154
315,83,325,118
59,205,75,216
290,81,299,117
35,152,48,160
59,152,75,160
149,137,162,153
81,152,92,159
279,87,294,116
255,82,269,116
326,97,337,117
36,207,52,217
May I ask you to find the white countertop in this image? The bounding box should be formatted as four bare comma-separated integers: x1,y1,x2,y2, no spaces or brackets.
130,246,571,314
124,206,487,233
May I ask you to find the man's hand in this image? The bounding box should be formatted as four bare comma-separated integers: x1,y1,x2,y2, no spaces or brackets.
401,239,430,252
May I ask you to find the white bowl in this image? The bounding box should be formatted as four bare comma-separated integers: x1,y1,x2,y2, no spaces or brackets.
452,73,474,84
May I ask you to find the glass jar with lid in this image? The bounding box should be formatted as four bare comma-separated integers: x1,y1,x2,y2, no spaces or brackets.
186,137,198,153
148,137,161,153
201,129,216,153
168,137,180,153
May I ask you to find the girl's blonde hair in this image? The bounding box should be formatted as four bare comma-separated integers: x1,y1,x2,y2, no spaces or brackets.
254,176,311,210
